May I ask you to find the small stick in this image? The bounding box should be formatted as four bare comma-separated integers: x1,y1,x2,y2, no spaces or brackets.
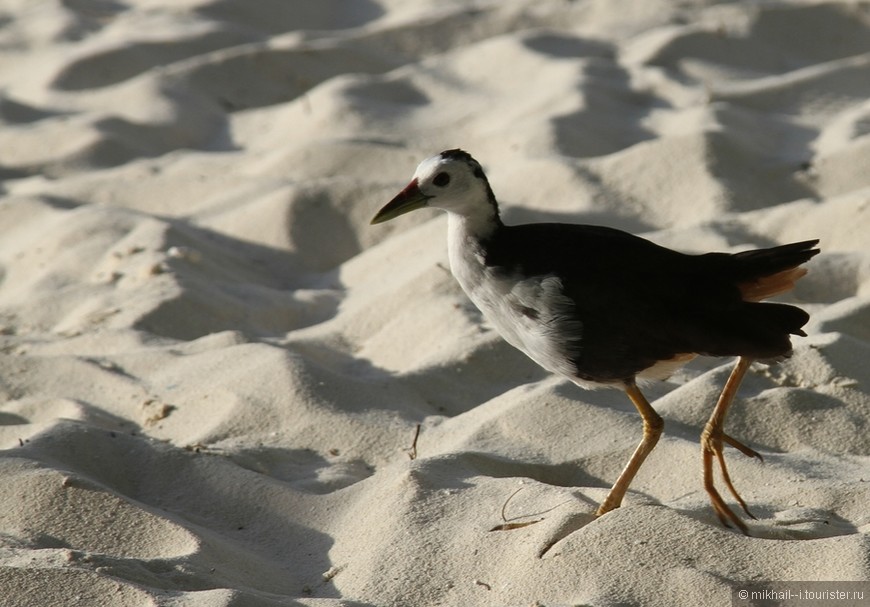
501,487,524,522
490,487,544,531
406,423,421,460
490,485,575,531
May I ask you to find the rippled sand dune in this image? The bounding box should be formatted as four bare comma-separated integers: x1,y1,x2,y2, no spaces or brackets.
1,1,869,605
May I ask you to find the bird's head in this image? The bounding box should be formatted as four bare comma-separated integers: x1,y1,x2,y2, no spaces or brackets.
371,149,499,226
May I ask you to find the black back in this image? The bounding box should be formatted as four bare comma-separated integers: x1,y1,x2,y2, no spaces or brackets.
482,223,818,381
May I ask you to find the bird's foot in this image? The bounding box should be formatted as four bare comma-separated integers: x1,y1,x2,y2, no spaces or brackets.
702,423,756,535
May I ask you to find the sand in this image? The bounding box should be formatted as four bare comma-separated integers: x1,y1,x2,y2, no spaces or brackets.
1,1,869,605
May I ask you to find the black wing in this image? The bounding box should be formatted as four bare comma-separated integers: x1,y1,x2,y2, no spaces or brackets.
483,223,817,381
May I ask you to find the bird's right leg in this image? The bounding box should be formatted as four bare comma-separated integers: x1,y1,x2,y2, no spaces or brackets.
596,380,664,516
701,356,756,534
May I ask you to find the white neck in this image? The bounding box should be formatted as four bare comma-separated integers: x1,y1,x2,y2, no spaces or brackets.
446,208,500,300
450,208,497,237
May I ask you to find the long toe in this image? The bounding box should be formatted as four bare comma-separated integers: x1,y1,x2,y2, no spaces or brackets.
702,438,751,534
722,433,763,461
715,449,756,519
710,491,749,534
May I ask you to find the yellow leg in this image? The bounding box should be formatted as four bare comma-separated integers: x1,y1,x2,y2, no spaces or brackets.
597,380,664,516
701,356,756,534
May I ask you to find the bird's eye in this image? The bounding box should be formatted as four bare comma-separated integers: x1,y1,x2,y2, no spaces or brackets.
433,172,450,187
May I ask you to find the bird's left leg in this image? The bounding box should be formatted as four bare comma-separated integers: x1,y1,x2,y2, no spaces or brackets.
701,356,756,534
596,380,663,516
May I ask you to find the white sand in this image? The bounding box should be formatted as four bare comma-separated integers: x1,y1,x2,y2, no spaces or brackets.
1,1,869,605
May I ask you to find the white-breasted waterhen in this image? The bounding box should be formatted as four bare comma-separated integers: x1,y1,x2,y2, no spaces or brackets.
371,149,820,534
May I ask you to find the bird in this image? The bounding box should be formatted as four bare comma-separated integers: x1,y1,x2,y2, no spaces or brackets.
371,148,820,534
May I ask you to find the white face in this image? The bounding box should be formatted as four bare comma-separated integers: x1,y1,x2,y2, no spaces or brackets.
371,150,497,226
412,154,488,216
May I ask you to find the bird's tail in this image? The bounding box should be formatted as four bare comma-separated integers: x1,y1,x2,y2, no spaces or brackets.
734,239,820,302
751,301,811,338
730,301,810,361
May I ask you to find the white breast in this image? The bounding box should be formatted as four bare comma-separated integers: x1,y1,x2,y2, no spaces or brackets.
447,216,583,380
